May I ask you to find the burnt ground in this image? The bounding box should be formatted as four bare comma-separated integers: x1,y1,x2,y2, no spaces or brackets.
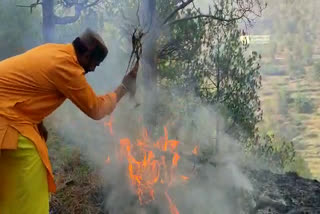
50,165,320,214
247,170,320,214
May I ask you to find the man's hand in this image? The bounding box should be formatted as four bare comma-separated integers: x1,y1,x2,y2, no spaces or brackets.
122,61,139,94
114,61,139,103
37,121,48,142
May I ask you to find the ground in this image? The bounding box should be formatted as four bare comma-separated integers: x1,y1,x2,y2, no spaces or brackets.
248,169,320,214
48,146,320,214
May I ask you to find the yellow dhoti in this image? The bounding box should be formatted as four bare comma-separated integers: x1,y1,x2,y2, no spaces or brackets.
0,135,49,214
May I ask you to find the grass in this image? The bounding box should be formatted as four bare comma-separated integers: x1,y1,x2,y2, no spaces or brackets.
306,132,318,139
46,128,105,214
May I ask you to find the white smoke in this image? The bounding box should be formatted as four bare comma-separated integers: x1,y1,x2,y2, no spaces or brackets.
45,1,254,214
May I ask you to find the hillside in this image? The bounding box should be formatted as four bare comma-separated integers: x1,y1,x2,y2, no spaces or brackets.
260,71,320,179
247,0,320,180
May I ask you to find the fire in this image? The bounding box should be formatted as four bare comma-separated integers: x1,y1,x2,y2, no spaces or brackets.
105,156,110,164
118,127,182,206
165,191,180,214
104,116,113,136
180,175,189,181
104,116,193,214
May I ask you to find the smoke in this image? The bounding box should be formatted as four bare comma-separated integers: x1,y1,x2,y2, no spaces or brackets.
49,93,254,214
0,0,42,59
45,1,254,214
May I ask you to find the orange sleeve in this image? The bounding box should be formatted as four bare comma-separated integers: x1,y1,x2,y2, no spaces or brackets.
50,61,117,120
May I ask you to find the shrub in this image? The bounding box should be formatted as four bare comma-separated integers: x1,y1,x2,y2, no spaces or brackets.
288,56,306,78
247,133,312,178
277,89,291,115
294,94,315,113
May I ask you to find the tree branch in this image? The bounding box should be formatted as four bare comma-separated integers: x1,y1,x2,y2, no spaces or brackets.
84,0,100,9
54,13,81,25
163,0,194,25
168,12,247,26
54,0,100,25
207,75,218,88
164,0,266,26
16,0,42,13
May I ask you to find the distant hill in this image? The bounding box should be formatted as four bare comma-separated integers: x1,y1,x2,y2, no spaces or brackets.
246,0,320,180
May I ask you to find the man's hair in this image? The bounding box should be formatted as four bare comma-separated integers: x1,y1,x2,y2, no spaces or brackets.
72,28,108,62
72,37,88,54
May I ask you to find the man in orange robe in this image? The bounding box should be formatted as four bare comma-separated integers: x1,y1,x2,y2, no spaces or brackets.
0,28,138,213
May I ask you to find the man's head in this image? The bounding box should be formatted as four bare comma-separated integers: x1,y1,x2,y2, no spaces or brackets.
73,28,108,73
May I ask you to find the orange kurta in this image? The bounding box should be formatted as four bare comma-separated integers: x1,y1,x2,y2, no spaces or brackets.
0,43,117,192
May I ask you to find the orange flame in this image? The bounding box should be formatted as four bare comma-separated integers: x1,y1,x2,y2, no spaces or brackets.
180,175,189,181
105,156,110,164
165,191,180,214
104,116,113,136
118,127,183,210
172,153,180,168
104,121,190,214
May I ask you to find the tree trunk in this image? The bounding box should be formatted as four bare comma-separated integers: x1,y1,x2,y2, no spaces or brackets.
216,48,221,154
216,113,220,154
141,0,157,89
140,0,159,130
42,0,55,43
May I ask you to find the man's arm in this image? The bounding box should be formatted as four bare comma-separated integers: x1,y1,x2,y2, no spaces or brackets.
50,62,117,120
50,60,139,120
114,84,127,102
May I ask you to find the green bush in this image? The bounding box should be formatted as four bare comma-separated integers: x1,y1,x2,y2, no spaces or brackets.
288,56,305,77
285,155,313,179
247,133,312,178
277,89,291,115
294,94,315,113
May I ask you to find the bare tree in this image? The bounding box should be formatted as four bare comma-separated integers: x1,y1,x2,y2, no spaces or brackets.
17,0,101,42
